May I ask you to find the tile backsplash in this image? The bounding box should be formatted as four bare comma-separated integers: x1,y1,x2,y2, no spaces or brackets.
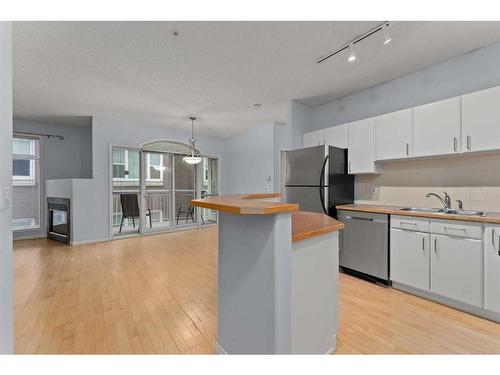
355,152,500,212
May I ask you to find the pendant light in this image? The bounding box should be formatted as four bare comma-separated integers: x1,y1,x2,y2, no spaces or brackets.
183,116,202,165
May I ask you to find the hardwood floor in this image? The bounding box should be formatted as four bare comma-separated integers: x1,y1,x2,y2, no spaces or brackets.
13,226,500,354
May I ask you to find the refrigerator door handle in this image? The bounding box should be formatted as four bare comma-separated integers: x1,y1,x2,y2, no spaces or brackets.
319,155,329,215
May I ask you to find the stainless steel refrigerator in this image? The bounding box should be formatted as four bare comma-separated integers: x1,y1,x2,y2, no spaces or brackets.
283,145,354,217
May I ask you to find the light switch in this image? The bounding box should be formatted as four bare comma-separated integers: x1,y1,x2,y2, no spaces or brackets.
0,186,11,210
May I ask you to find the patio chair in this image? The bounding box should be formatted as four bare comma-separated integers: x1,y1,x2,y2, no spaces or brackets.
119,193,152,233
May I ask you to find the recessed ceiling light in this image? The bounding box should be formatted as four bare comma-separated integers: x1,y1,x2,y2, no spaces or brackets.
252,103,262,108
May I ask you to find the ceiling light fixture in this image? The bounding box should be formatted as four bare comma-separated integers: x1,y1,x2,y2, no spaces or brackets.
383,24,392,45
347,44,357,62
316,21,390,65
183,116,203,165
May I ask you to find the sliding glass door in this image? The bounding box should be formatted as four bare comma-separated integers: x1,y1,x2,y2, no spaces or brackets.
112,147,141,236
111,143,217,238
200,157,218,225
141,151,174,233
173,154,197,226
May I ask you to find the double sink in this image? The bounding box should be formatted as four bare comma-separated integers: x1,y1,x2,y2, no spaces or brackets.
400,207,486,217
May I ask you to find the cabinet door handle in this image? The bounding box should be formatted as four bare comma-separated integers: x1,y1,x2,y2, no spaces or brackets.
453,137,457,152
422,237,425,251
400,221,417,225
443,226,466,232
467,135,471,151
498,234,500,255
434,237,437,253
406,143,410,156
492,229,495,246
348,162,351,173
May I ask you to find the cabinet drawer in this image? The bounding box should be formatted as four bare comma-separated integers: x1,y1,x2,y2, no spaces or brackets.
430,219,482,239
391,215,430,232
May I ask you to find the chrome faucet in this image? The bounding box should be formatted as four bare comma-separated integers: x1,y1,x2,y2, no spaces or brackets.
426,192,452,209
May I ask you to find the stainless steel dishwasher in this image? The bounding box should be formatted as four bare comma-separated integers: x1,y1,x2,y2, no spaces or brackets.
337,210,389,285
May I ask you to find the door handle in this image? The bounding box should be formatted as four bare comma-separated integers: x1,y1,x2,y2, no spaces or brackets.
453,137,457,152
434,237,437,253
422,237,425,251
467,135,471,151
319,156,329,215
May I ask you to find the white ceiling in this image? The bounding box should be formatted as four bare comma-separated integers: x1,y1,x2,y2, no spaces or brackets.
13,21,500,138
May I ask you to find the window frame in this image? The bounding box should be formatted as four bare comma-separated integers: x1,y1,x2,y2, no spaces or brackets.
12,134,42,231
112,149,140,182
12,137,37,187
146,153,164,182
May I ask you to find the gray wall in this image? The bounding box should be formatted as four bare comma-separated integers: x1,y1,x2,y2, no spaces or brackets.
288,100,311,150
0,21,14,354
14,118,92,179
309,41,500,131
13,119,92,240
224,123,275,194
71,116,227,244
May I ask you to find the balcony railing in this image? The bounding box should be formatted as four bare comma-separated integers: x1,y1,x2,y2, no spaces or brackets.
112,189,197,234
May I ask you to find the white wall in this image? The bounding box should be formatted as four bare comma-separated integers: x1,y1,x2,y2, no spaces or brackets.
224,123,275,194
71,116,227,244
310,41,500,131
0,21,14,354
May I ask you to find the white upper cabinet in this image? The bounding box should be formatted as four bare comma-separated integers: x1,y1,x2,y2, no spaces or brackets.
347,117,380,174
462,86,500,153
485,225,500,314
303,129,324,148
413,97,461,157
375,108,413,160
323,124,348,149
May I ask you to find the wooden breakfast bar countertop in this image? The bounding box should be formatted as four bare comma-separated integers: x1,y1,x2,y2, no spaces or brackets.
291,211,344,242
191,193,299,215
191,193,344,242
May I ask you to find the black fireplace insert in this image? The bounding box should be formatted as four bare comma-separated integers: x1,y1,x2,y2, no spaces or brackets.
47,197,70,244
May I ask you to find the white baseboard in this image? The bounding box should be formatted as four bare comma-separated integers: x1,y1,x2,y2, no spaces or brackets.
215,342,228,355
215,336,337,355
70,237,111,246
325,335,337,355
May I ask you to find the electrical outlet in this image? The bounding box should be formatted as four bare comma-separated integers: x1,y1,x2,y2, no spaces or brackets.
368,185,378,194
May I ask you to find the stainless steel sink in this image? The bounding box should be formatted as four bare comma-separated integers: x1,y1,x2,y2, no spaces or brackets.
399,207,445,213
399,207,486,217
450,209,486,217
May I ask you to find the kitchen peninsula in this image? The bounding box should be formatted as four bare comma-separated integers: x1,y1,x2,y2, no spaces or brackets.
191,193,344,354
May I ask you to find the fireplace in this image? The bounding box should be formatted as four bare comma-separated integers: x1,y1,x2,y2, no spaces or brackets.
47,197,70,244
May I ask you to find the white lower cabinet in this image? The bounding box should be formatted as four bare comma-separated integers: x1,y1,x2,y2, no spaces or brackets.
485,225,500,314
430,234,482,307
390,229,429,291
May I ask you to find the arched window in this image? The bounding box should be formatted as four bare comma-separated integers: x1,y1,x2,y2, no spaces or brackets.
140,139,200,155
